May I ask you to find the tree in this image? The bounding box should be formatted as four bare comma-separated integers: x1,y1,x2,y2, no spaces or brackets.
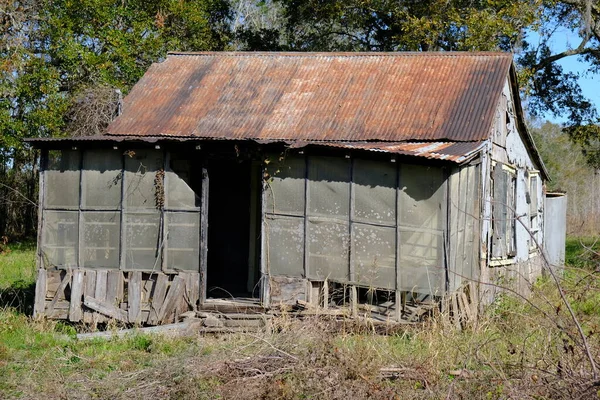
233,0,600,167
0,0,231,238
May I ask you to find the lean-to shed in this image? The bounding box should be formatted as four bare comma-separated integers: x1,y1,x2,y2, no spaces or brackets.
28,52,549,325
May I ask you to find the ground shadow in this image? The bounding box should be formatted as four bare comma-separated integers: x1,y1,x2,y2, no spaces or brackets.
0,280,36,315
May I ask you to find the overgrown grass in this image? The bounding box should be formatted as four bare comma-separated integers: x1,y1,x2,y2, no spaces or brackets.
0,238,599,399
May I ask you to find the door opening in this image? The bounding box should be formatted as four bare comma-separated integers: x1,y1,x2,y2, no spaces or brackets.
206,160,261,299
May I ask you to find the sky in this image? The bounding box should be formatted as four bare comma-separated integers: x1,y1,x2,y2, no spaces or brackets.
526,29,600,124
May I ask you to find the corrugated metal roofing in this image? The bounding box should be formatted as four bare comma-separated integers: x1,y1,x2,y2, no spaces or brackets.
107,52,513,143
293,141,486,163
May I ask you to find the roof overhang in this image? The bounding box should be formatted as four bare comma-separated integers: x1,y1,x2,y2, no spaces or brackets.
24,136,485,165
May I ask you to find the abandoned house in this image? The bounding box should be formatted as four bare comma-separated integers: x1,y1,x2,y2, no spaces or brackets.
27,52,550,325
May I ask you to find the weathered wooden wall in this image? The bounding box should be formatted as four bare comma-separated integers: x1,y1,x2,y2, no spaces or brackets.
33,268,199,325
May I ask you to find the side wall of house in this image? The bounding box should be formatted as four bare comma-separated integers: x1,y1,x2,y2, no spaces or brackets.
479,79,545,303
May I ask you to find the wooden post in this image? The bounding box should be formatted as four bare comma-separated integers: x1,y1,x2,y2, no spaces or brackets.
33,269,47,318
36,149,47,271
199,167,209,306
260,168,270,308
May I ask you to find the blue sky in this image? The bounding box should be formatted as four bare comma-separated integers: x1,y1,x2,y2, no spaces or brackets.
527,29,600,124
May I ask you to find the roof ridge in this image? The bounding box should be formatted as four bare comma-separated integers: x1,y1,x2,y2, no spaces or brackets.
166,51,512,58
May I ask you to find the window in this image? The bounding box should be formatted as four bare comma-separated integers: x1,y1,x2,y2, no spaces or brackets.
492,162,516,258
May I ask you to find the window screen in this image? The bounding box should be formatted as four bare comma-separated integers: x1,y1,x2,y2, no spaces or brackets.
352,224,395,289
81,211,120,268
266,156,306,216
265,215,304,277
398,164,445,294
45,150,80,209
353,158,396,225
166,154,200,210
308,156,350,219
41,210,78,267
307,219,349,281
124,149,164,210
82,149,122,209
165,212,200,271
123,212,160,270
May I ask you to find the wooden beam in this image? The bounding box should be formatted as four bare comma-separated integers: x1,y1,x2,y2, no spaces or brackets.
84,296,128,322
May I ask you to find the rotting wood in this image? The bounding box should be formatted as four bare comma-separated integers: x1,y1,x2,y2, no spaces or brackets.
186,272,200,310
69,269,84,322
46,269,62,298
94,270,108,324
95,270,108,301
450,293,461,329
157,276,185,324
84,296,129,322
83,270,96,324
106,270,123,306
129,271,142,324
76,320,204,341
33,269,47,318
459,292,473,322
148,273,168,325
199,167,209,304
46,269,71,316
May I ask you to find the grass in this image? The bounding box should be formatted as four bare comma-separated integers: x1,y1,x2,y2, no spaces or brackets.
0,238,599,399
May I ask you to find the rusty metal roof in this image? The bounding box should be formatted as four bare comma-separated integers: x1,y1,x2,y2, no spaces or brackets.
107,52,513,142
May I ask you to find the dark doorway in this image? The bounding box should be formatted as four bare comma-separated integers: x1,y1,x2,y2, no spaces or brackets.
206,160,260,298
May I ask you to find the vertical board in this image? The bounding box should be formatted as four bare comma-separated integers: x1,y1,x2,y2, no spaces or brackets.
128,271,142,323
33,269,47,318
148,273,169,325
69,270,84,321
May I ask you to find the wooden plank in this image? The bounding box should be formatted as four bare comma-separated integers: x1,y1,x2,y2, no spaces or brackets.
93,270,108,324
69,269,84,322
46,269,71,316
148,273,168,325
450,293,461,329
459,292,473,322
83,270,96,324
33,269,48,318
84,296,128,322
95,270,108,301
322,279,329,310
36,150,47,270
186,272,200,310
106,270,123,305
129,271,143,324
199,167,209,305
157,276,185,324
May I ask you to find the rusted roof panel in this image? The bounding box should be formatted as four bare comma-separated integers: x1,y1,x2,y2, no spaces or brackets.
107,52,512,142
298,141,486,163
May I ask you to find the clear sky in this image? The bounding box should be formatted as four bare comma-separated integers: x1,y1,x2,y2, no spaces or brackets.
526,29,600,124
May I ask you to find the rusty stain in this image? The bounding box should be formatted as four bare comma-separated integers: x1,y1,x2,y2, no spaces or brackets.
106,52,513,143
